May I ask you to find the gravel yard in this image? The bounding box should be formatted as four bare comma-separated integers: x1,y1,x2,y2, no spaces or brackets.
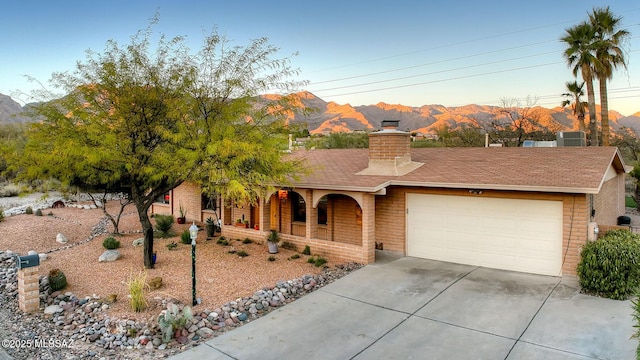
0,197,358,359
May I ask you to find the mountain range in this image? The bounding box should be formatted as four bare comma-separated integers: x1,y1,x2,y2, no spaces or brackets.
2,91,640,134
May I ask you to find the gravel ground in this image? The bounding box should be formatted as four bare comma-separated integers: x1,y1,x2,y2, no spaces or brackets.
0,196,357,359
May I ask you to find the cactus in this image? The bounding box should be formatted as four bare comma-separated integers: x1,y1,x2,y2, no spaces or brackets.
48,269,67,291
157,303,193,343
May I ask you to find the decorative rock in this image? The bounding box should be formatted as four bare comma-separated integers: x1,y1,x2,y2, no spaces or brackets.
148,277,162,290
132,238,144,247
99,250,121,262
56,233,68,244
38,253,47,262
27,250,37,256
187,324,198,333
196,327,214,338
237,313,248,321
44,305,63,314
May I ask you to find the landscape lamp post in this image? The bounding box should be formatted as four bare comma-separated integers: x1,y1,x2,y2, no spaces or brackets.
189,221,198,306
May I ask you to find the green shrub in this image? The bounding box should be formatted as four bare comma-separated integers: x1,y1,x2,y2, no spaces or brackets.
47,211,54,216
0,207,4,222
102,236,120,250
155,215,175,238
577,229,640,300
166,241,178,250
127,270,148,312
180,230,191,244
34,209,43,216
307,255,327,267
268,256,276,262
289,254,300,260
216,238,229,246
242,238,253,244
25,206,33,215
302,245,311,256
237,250,249,257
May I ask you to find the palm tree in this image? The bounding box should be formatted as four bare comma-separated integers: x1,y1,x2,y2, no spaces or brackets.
561,22,599,146
588,6,630,146
561,80,587,132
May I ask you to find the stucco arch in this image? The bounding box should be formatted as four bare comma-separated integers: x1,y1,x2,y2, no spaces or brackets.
313,190,364,209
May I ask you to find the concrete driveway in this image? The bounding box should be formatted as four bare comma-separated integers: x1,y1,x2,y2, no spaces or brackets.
169,254,636,360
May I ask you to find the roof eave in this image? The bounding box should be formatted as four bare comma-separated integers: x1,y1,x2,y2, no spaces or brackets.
291,180,598,195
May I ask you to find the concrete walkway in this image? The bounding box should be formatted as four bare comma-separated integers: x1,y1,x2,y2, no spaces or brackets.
169,255,636,360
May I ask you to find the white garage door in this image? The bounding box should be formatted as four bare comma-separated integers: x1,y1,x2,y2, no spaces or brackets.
407,194,563,276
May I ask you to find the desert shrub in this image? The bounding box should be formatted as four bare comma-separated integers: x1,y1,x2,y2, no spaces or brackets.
102,236,120,250
0,207,4,222
166,241,178,250
228,249,237,254
577,229,640,300
268,256,276,262
307,255,327,267
289,254,300,260
0,183,20,197
127,270,148,312
34,209,43,216
237,250,249,257
25,206,33,215
47,211,53,216
242,238,253,244
302,245,311,255
216,238,229,246
155,215,175,238
180,230,191,244
48,269,67,291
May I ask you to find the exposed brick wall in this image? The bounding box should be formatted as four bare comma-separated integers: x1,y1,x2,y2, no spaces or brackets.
331,196,362,246
172,182,202,222
368,132,411,161
374,186,589,275
160,182,597,275
593,174,626,226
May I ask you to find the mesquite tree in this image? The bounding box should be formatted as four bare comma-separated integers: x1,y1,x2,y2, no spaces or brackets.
20,19,305,268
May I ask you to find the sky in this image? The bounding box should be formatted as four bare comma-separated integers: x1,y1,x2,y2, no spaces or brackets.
1,1,639,115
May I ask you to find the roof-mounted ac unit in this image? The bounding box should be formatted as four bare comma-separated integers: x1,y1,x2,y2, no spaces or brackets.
556,131,586,146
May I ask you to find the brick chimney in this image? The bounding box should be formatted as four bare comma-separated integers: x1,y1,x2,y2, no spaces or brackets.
357,120,423,176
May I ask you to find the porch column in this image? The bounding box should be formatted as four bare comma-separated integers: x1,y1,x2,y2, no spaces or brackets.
361,193,376,264
306,190,317,239
259,195,266,232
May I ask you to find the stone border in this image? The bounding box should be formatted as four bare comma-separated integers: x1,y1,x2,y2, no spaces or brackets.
0,213,363,358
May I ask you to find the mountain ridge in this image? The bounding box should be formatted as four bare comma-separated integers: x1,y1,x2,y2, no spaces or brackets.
2,91,639,134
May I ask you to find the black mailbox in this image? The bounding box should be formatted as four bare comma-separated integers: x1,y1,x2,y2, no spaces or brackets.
16,254,40,269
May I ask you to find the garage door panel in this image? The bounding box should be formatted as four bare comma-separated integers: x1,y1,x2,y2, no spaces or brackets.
407,194,562,276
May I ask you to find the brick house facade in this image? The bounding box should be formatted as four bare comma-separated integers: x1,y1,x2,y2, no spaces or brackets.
153,124,627,276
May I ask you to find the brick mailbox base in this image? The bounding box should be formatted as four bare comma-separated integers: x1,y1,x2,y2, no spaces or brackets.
18,266,40,313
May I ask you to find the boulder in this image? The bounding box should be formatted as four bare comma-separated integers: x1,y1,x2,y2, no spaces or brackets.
99,250,121,262
132,238,144,247
148,277,162,290
44,305,63,314
196,327,214,338
56,234,68,244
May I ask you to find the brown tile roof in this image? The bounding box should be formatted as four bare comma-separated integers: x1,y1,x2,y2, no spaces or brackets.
287,146,625,194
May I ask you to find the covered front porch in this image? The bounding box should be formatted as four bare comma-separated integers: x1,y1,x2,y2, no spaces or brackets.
221,188,377,264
